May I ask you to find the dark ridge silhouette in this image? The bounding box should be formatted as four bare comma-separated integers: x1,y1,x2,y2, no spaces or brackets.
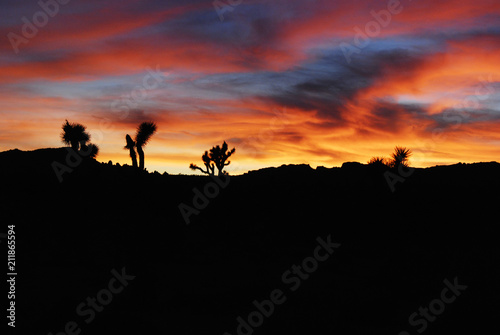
190,141,235,176
341,161,365,170
1,148,499,334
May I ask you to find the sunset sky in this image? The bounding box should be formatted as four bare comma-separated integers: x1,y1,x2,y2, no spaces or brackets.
1,0,499,174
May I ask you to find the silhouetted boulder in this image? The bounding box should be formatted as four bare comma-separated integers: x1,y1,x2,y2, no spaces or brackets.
341,161,365,170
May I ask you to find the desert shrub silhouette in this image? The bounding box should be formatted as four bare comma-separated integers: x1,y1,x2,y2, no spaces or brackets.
61,120,99,157
368,156,388,167
190,141,235,176
389,146,412,169
125,122,157,170
80,143,99,159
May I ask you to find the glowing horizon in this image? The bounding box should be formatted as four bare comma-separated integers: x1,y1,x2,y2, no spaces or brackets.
1,0,499,174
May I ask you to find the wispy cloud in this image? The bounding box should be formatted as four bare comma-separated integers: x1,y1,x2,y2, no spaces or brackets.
1,0,499,173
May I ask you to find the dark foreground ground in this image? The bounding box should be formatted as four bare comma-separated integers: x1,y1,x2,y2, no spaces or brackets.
1,148,499,335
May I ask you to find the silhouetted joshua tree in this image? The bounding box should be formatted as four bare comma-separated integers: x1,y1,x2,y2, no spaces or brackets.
61,120,90,151
190,141,235,176
124,134,138,168
125,122,157,170
211,141,235,175
61,120,99,158
389,146,412,169
190,151,215,176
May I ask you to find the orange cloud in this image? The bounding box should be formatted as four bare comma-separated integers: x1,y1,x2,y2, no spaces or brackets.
1,0,499,173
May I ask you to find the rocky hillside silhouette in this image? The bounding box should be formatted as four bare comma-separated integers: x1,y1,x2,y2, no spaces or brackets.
1,148,499,335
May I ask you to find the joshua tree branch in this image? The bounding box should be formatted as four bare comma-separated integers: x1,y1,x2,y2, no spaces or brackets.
190,163,213,175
